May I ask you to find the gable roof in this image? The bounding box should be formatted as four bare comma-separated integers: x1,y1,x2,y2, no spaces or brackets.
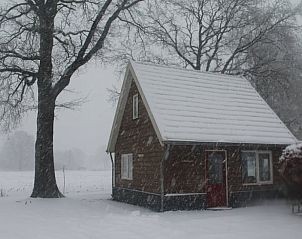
107,61,297,152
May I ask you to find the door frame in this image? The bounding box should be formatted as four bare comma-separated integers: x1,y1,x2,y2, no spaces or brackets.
205,150,229,207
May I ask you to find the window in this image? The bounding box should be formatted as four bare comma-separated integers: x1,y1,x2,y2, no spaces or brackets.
208,152,224,184
242,152,257,184
132,94,139,119
259,152,271,182
241,151,273,184
121,154,133,180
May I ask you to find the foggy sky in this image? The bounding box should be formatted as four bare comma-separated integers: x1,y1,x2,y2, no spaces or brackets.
0,63,118,156
0,0,301,159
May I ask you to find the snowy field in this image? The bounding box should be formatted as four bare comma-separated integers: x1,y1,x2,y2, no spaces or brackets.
0,171,301,239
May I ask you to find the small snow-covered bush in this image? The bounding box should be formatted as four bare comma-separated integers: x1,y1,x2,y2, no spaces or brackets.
279,143,302,199
280,143,302,162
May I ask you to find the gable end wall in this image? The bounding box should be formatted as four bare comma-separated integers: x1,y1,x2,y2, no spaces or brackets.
114,78,164,194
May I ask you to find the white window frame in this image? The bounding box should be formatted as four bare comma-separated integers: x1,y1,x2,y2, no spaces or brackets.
121,153,133,180
132,94,139,119
241,150,273,185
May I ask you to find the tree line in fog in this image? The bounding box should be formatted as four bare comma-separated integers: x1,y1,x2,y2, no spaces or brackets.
0,131,110,171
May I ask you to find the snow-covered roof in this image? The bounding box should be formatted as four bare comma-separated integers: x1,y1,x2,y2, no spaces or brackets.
107,61,297,152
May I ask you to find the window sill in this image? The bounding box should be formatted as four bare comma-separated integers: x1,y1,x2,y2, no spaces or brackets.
242,181,273,186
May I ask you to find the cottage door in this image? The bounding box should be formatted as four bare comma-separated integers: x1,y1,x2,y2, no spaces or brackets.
206,151,227,208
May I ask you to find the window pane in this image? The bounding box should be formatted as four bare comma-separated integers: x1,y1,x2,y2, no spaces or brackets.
133,95,138,119
208,152,224,184
242,152,257,184
259,153,271,182
128,154,133,180
121,156,124,178
121,155,128,179
121,154,133,180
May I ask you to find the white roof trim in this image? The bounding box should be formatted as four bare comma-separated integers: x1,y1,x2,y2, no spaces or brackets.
106,62,164,152
106,66,131,152
129,61,164,145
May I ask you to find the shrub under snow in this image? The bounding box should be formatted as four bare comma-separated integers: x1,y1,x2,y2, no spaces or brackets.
280,143,302,162
279,143,302,199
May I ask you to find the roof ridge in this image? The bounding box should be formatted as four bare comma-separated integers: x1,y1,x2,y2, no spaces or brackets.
130,60,244,80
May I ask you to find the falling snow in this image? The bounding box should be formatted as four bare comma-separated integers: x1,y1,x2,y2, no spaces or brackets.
0,170,301,239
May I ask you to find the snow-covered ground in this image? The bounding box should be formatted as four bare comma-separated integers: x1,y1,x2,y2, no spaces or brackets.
0,171,301,239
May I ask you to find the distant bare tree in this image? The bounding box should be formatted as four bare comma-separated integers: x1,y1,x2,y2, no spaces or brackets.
54,148,86,170
119,0,300,73
244,23,302,139
0,0,142,198
0,131,35,171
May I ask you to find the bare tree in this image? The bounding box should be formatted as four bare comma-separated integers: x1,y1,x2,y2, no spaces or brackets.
243,22,302,134
118,0,302,137
0,0,142,198
119,0,300,72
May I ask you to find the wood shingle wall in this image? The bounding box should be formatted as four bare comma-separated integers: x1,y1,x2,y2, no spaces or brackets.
115,79,164,194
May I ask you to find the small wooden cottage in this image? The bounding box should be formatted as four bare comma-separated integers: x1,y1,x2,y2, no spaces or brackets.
107,61,297,211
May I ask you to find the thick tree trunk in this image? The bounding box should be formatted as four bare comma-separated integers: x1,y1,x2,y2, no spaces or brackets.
31,95,63,198
30,3,63,198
